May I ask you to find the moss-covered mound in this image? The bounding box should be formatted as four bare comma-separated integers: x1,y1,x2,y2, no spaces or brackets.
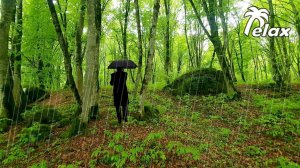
23,87,48,104
164,68,227,96
21,106,62,124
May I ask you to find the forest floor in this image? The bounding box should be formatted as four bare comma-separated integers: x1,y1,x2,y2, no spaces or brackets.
1,84,300,167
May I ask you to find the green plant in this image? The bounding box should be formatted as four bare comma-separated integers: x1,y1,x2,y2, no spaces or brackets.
0,118,12,133
256,110,300,139
219,127,231,139
1,123,50,165
0,149,5,161
167,141,201,161
30,160,48,168
245,146,266,157
276,157,300,168
17,122,51,145
191,112,200,122
2,146,27,165
90,132,130,168
58,162,81,168
21,105,62,124
90,132,166,167
266,157,300,168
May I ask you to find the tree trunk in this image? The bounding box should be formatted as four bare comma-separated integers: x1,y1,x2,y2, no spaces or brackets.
11,0,25,116
122,0,131,59
134,0,143,95
139,0,160,114
183,0,194,68
218,0,236,81
189,0,240,98
75,0,86,98
0,0,16,123
268,0,285,86
80,0,101,128
164,0,171,83
237,28,246,82
289,0,300,77
47,0,81,105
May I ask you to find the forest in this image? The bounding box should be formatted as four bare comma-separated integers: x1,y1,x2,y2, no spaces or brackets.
0,0,300,167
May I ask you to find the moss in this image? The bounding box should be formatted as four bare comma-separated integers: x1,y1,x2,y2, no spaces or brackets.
0,118,12,133
164,68,227,96
1,83,15,119
21,106,62,124
23,87,47,104
142,104,160,121
130,103,160,122
67,117,88,137
17,122,51,144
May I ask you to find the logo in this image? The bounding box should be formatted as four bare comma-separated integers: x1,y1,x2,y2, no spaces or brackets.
244,6,291,37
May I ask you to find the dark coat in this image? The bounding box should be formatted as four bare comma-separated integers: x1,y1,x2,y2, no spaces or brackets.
110,71,129,106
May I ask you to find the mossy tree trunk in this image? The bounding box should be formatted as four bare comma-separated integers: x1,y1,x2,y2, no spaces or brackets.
268,0,285,86
0,0,16,120
134,0,143,95
139,0,160,115
80,0,101,129
164,0,171,84
289,0,300,77
11,0,26,117
188,0,240,97
75,0,86,98
47,0,82,105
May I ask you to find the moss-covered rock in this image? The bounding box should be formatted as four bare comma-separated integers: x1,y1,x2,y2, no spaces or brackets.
17,122,51,144
23,87,48,104
21,106,62,124
130,103,160,122
67,118,88,137
164,68,227,96
0,118,12,133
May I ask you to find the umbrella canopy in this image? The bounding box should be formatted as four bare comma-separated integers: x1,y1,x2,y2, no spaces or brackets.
108,60,137,69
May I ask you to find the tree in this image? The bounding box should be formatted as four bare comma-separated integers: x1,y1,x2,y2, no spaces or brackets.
121,0,131,59
11,0,26,115
164,0,171,83
75,0,86,98
188,0,240,97
0,0,16,126
268,0,285,86
139,0,161,114
232,9,246,82
289,0,300,77
47,0,81,105
80,0,101,129
134,0,143,93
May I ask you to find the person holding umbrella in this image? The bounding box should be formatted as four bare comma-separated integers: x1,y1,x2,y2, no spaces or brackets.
109,60,137,124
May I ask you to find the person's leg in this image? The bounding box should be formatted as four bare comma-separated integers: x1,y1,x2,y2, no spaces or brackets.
115,105,122,123
122,105,128,122
123,105,128,122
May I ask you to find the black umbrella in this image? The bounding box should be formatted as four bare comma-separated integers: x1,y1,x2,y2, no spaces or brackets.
108,60,137,69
